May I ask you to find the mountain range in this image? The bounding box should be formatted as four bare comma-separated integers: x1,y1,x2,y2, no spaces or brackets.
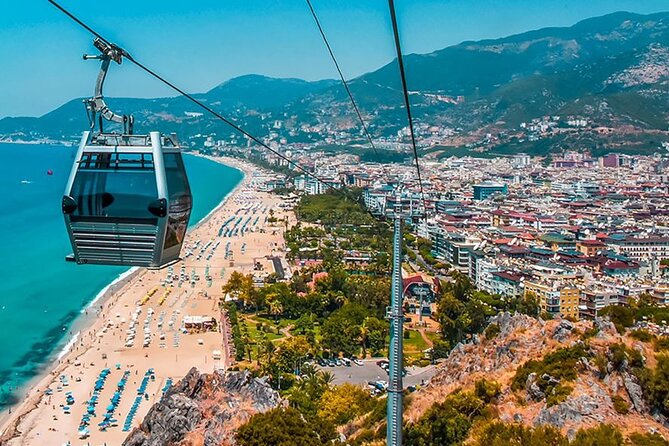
2,11,668,151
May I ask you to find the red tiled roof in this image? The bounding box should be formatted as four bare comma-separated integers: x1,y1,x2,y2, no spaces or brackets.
491,271,523,282
579,240,606,246
493,238,513,245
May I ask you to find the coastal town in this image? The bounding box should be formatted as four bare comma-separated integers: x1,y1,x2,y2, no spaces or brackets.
204,136,669,324
3,4,669,445
3,138,669,443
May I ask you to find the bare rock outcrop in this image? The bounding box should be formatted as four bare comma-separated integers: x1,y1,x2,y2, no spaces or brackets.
123,368,280,446
534,392,605,429
489,312,538,338
525,373,545,402
594,317,618,338
405,312,669,440
623,371,648,414
552,319,575,342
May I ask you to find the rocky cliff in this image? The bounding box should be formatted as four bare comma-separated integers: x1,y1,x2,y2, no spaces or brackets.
123,368,281,446
402,312,669,441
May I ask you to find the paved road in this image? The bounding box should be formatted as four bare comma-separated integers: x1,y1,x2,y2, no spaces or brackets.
407,247,435,275
317,359,438,389
220,309,233,369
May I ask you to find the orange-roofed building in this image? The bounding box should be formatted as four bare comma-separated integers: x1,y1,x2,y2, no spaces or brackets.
308,271,329,290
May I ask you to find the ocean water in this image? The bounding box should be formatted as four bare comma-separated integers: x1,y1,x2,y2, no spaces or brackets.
0,143,243,409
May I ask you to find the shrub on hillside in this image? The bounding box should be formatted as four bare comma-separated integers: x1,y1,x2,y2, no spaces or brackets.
512,344,589,399
611,395,630,414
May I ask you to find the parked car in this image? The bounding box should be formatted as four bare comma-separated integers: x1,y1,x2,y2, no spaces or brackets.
376,359,389,369
374,380,388,391
354,359,364,366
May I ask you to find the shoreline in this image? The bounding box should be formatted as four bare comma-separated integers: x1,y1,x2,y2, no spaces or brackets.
0,154,251,441
0,140,75,147
0,266,148,441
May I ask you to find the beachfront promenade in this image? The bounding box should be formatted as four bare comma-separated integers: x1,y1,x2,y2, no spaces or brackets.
0,158,295,445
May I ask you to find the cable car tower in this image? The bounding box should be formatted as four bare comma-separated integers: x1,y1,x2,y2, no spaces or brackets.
62,38,192,268
385,188,424,446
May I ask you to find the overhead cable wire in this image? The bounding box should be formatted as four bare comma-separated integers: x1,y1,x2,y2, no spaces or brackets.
304,0,392,182
47,0,339,194
387,0,427,214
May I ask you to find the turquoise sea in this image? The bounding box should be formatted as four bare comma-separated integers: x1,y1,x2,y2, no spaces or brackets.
0,143,243,410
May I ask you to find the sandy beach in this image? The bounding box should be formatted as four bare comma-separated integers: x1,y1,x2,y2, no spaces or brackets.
0,156,294,445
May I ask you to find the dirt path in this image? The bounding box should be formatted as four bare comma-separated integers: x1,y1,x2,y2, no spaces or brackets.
280,324,294,339
418,328,434,348
244,316,289,343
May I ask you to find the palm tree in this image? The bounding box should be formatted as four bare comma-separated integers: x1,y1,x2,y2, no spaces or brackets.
260,335,275,362
268,297,283,323
319,371,335,387
360,318,369,359
300,363,317,379
243,334,253,362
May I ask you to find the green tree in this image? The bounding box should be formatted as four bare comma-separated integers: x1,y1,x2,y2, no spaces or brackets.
364,317,388,357
236,407,336,446
290,274,309,293
321,303,368,357
571,424,624,446
445,271,474,302
261,282,301,318
275,336,311,374
436,295,466,344
405,390,485,446
599,304,635,333
514,292,540,316
286,368,333,418
344,276,390,315
474,379,501,403
223,302,246,361
474,422,568,446
647,353,669,417
222,271,258,310
317,383,374,426
464,298,490,336
267,293,284,322
628,432,669,446
431,339,451,360
293,313,315,335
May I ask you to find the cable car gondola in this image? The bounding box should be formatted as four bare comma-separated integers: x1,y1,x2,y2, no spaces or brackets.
62,38,192,267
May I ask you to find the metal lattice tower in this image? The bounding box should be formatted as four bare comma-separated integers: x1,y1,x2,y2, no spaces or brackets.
386,209,404,446
385,189,425,445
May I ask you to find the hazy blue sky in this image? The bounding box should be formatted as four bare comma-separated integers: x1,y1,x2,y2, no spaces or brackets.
1,0,667,118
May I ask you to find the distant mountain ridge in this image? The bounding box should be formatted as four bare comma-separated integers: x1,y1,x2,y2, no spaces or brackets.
197,74,337,110
2,11,668,148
